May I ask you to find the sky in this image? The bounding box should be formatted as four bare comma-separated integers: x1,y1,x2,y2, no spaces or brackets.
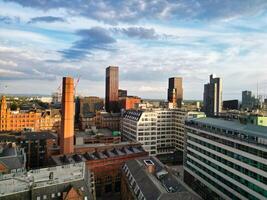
0,0,267,100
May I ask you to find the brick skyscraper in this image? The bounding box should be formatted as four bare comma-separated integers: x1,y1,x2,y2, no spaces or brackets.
60,77,74,154
167,77,183,108
203,74,222,116
105,66,119,112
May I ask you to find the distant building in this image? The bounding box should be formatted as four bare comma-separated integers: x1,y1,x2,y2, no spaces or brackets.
121,156,200,200
119,96,141,110
79,111,120,131
105,66,119,112
118,89,127,97
121,108,205,156
78,96,104,115
0,162,94,200
242,90,260,110
222,99,239,110
52,92,62,104
184,117,267,200
167,77,183,108
203,74,222,116
51,143,148,198
0,143,26,174
0,96,61,132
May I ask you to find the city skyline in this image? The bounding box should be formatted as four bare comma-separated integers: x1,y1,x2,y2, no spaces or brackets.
0,1,267,100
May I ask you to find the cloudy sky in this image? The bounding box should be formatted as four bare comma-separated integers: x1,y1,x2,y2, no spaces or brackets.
0,0,267,100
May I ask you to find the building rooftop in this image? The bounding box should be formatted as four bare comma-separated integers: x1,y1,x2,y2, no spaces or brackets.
23,132,57,140
76,128,115,138
124,156,200,200
0,162,86,197
188,117,267,139
0,143,26,172
52,144,146,165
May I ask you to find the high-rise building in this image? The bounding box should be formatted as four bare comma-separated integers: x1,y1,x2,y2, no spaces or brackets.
184,117,267,200
60,77,74,154
121,108,205,156
203,74,222,116
167,77,183,108
105,66,119,113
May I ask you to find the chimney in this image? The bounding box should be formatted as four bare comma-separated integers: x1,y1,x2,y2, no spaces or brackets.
60,77,74,154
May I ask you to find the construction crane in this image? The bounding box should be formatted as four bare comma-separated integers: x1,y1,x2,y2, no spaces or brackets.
74,75,81,96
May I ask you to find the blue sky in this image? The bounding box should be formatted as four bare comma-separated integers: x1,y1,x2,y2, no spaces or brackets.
0,0,267,100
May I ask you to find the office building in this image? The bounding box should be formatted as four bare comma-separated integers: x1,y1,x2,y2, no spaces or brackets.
60,77,75,154
121,156,200,200
223,99,239,110
184,117,267,200
0,162,94,200
105,66,119,112
121,108,205,156
118,89,127,97
203,74,222,116
167,77,183,108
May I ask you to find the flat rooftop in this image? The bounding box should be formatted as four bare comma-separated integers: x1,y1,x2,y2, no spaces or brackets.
187,117,267,139
0,162,85,197
76,128,115,138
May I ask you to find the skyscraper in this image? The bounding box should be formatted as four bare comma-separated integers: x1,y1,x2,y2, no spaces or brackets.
60,77,74,154
203,74,222,116
105,66,119,112
167,77,183,108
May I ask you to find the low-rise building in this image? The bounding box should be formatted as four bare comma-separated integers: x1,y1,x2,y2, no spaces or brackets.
119,96,141,110
0,162,94,200
184,117,267,200
79,111,120,131
0,143,26,174
75,128,121,145
121,156,200,200
51,143,148,198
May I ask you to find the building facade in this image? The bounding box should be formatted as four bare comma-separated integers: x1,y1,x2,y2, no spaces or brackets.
0,96,61,132
167,77,183,108
184,117,267,200
203,74,222,116
79,111,120,131
121,108,205,156
105,66,119,113
222,99,239,110
119,96,141,110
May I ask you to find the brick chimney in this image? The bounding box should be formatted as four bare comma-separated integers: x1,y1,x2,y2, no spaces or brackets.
60,77,74,154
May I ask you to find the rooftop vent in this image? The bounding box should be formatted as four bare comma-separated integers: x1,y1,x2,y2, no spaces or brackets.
144,159,155,174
